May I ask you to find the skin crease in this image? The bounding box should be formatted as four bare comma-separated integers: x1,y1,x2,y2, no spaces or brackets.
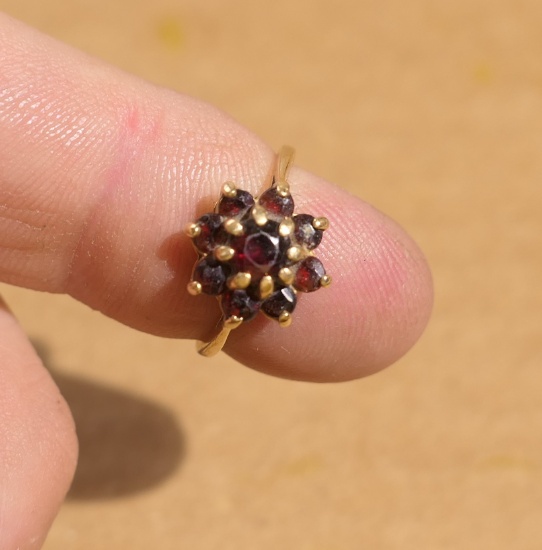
0,13,432,550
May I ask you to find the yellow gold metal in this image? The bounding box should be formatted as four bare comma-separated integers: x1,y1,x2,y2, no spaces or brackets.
224,218,244,236
224,316,243,329
186,222,201,238
320,274,332,287
221,182,237,198
278,311,292,327
187,281,202,295
274,145,295,193
259,275,274,299
214,246,235,262
313,217,329,231
197,316,242,357
227,272,252,290
252,205,268,227
278,218,295,237
276,185,290,198
287,246,303,262
278,267,295,285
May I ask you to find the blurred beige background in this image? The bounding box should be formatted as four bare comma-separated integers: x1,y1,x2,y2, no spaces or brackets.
1,1,541,549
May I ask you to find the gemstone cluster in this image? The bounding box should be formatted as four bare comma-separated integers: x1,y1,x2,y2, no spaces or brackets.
186,179,331,328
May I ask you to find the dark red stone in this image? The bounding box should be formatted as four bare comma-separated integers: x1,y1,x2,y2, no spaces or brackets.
230,220,289,275
293,214,323,250
192,213,226,254
193,257,230,295
258,187,294,217
218,190,255,218
261,286,297,319
294,256,326,292
221,289,259,321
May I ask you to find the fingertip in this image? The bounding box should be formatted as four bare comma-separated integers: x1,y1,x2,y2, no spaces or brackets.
224,172,433,382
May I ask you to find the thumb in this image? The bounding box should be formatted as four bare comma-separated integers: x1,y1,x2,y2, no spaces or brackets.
0,295,77,549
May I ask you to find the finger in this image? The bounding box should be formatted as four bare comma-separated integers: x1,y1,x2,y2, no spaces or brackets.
0,297,78,549
0,14,432,381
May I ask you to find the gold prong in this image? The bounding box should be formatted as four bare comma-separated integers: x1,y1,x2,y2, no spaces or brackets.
276,183,290,197
214,246,235,262
187,281,202,295
221,182,237,198
224,315,243,329
312,217,329,231
224,218,244,236
320,274,332,287
259,275,274,299
252,205,268,227
287,246,303,262
278,310,292,328
185,222,201,238
278,218,295,237
227,272,251,290
278,267,294,285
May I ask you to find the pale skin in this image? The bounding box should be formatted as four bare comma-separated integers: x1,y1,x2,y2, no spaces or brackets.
0,13,433,549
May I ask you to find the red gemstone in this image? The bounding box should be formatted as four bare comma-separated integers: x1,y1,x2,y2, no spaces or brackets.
261,287,297,319
192,213,226,254
293,214,323,250
218,190,255,218
258,187,294,217
294,257,326,292
193,257,230,295
221,289,259,321
230,220,288,275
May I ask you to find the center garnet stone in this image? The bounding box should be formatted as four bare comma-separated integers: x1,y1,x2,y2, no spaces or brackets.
232,220,285,274
243,231,279,271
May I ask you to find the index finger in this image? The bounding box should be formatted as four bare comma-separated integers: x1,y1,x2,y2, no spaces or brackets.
0,14,432,381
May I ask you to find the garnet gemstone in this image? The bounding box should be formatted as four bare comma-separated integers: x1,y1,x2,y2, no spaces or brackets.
218,190,255,218
294,256,326,292
258,187,295,217
230,220,290,276
192,213,226,254
221,289,259,321
261,286,297,319
193,256,230,295
293,214,323,250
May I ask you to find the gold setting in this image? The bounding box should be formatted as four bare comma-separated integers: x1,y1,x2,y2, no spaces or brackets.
286,246,303,262
214,246,235,262
259,275,274,300
320,274,332,287
313,217,329,231
278,311,292,327
187,281,202,295
278,267,295,285
188,145,331,358
279,218,295,237
221,182,237,198
252,205,268,227
227,272,252,290
224,218,244,236
186,223,201,238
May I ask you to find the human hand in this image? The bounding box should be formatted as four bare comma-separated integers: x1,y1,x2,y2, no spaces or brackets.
0,13,432,549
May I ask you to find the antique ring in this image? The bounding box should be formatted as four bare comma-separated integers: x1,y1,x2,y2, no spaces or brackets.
186,146,331,357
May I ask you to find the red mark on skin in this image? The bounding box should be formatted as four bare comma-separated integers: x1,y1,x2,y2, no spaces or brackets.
101,101,163,201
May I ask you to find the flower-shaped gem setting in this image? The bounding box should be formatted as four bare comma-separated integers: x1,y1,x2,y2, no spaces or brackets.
186,178,331,328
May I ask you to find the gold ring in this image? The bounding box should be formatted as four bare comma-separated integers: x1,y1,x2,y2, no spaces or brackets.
186,146,332,357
